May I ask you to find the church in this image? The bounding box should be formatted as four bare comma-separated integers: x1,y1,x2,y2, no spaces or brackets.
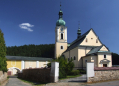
6,5,112,75
55,5,112,69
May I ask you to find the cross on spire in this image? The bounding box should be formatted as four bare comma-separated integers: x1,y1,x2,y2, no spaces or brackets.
60,2,61,10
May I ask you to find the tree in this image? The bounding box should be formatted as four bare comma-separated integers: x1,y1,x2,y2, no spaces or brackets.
0,29,7,72
47,56,74,79
112,53,119,65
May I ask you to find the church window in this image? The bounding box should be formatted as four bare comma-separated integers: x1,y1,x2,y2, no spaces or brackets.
86,38,88,42
61,46,63,49
68,58,70,61
71,57,72,60
104,55,106,58
74,56,76,60
85,60,87,63
61,33,63,39
96,39,98,43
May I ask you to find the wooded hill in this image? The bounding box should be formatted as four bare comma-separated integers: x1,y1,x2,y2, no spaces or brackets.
6,44,55,58
112,53,119,65
6,44,119,65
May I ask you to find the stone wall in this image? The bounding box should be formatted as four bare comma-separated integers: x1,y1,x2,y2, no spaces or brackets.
87,67,119,82
18,68,51,83
0,71,7,85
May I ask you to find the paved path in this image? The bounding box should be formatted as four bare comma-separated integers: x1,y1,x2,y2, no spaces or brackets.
5,76,31,86
4,75,119,86
47,80,119,86
59,74,87,82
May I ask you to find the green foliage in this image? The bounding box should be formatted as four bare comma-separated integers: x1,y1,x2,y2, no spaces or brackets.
0,29,7,72
47,56,74,79
112,53,119,65
68,70,80,76
6,44,55,58
77,69,86,74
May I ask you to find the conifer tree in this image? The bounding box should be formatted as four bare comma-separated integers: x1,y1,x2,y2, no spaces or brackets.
0,29,7,72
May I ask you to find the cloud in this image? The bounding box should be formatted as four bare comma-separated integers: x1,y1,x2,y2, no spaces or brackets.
19,23,34,32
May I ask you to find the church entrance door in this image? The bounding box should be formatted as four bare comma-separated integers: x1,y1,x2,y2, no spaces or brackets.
103,64,107,67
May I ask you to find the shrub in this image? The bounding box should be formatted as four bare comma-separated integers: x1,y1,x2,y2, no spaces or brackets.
77,69,86,74
47,55,74,79
69,70,80,75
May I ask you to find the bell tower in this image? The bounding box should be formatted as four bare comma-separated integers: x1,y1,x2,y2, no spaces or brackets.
55,3,67,58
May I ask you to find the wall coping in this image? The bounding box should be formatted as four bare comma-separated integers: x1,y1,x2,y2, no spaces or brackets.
94,67,119,71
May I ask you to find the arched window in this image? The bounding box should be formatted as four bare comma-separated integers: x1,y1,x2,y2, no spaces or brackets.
104,55,106,58
61,33,63,39
68,58,70,61
71,57,72,60
74,56,76,60
85,60,87,63
86,38,88,42
61,46,63,49
96,39,98,43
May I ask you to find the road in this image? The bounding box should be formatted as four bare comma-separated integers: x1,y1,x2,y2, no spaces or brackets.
5,76,31,86
4,75,119,86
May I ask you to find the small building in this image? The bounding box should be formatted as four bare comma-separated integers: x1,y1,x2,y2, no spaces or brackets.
55,5,112,69
6,56,52,75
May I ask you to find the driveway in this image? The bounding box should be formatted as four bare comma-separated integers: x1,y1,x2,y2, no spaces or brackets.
47,74,119,86
4,75,119,86
5,76,31,86
59,74,87,82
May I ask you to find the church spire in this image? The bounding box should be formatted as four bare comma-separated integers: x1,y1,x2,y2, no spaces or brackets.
60,2,61,10
56,2,66,26
59,2,63,19
77,21,81,38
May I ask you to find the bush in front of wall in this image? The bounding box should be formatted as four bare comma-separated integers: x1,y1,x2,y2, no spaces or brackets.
47,55,74,79
77,69,86,74
68,70,80,76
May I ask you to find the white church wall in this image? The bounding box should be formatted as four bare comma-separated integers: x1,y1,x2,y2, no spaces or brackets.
82,56,91,67
70,47,78,69
91,56,98,67
78,47,86,68
80,29,102,46
97,53,112,67
100,46,108,51
63,51,69,59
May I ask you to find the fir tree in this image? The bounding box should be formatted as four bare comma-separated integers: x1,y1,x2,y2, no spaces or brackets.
0,29,7,72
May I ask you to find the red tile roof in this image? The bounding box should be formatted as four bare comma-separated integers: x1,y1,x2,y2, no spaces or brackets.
94,67,119,71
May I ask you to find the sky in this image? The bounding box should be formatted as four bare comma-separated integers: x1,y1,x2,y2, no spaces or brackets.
0,0,119,54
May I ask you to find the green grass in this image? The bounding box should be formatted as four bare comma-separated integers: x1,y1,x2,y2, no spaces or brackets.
18,78,47,86
7,76,9,79
59,74,81,80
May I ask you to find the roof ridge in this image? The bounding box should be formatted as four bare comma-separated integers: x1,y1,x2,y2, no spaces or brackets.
69,29,91,46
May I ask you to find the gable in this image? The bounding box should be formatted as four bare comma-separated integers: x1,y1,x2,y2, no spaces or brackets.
80,29,102,46
99,45,109,51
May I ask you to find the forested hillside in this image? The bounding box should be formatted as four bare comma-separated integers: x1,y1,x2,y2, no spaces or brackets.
6,44,119,65
112,53,119,65
6,44,55,58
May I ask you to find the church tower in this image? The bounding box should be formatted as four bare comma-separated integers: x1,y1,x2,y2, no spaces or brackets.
55,4,67,58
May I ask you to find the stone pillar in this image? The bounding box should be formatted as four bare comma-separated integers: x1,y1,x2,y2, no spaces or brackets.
36,61,39,68
21,60,25,72
50,62,59,82
86,62,94,82
46,61,48,68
